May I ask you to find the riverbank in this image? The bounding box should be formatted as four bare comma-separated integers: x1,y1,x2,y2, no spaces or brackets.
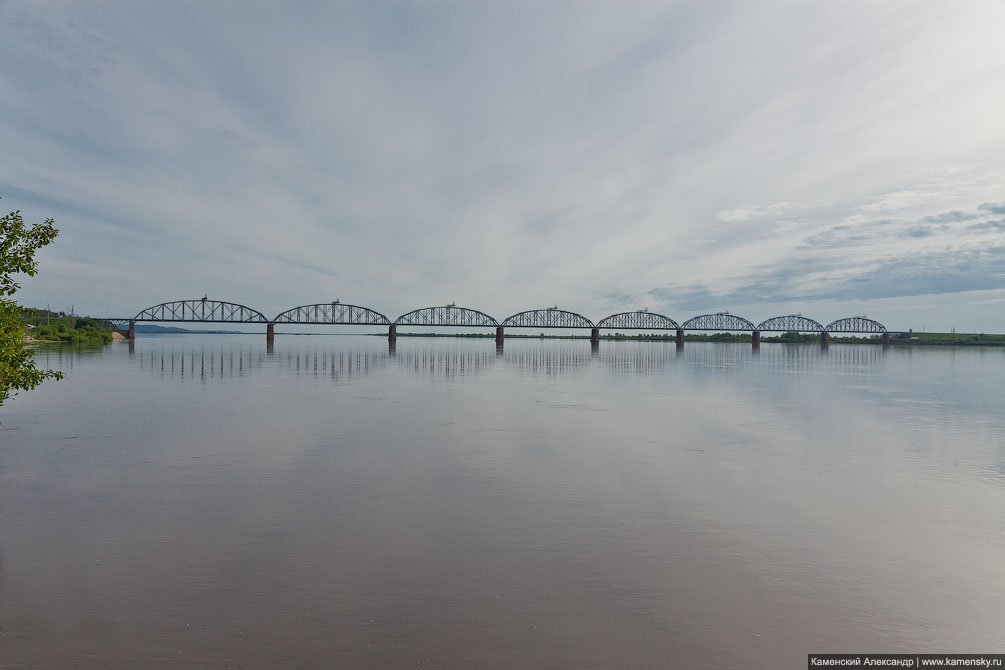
23,318,112,345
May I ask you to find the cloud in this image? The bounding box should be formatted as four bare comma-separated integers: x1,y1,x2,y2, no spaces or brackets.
922,210,977,223
968,218,1005,231
717,208,760,222
978,202,1005,215
905,225,936,238
650,241,1005,311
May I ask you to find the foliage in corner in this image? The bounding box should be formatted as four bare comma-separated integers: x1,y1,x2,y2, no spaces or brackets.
1,210,63,406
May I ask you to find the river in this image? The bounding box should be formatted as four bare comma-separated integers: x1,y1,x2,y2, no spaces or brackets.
2,335,1004,668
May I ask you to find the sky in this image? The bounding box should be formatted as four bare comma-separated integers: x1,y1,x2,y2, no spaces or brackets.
2,1,1004,332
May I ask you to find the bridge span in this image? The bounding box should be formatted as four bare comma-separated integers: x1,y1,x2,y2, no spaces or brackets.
110,299,896,348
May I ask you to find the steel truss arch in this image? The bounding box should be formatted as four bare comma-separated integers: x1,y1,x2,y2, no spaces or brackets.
825,317,887,333
756,315,825,332
133,299,269,323
501,309,594,329
394,306,499,327
273,303,391,325
596,311,680,330
681,312,756,332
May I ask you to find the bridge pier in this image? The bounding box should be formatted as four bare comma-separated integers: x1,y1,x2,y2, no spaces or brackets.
266,322,275,345
752,330,760,351
388,325,396,343
128,321,135,339
675,329,684,349
882,332,891,345
590,327,600,345
496,326,504,345
820,332,830,347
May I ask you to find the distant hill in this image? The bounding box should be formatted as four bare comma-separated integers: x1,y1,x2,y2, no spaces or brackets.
132,324,252,334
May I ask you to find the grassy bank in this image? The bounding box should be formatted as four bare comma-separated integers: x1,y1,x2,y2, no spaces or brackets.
22,309,113,345
890,332,1005,346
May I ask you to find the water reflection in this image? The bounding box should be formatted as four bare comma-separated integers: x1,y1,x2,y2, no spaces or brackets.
8,335,1005,670
395,345,496,378
278,345,386,380
595,341,675,375
117,337,908,382
499,344,593,376
135,344,268,379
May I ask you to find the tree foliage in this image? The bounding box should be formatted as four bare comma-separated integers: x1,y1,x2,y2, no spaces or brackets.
1,210,62,406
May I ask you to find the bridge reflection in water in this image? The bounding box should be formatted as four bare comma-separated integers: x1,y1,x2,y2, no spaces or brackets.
127,336,889,383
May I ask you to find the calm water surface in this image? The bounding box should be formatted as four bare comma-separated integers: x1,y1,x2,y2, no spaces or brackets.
2,335,1004,668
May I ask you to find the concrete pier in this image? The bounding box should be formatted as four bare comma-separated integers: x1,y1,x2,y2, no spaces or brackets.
388,325,397,343
266,322,275,345
820,331,830,347
675,329,684,349
496,326,504,345
752,330,760,351
128,321,135,339
590,327,600,345
882,332,891,345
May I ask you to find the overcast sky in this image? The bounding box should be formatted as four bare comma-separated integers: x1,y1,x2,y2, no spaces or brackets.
2,1,1004,332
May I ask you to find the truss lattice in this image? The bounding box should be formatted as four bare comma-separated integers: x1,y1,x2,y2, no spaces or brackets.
273,303,390,325
825,317,887,333
501,309,594,329
681,313,756,332
596,311,680,330
394,306,499,327
133,299,268,323
756,315,825,332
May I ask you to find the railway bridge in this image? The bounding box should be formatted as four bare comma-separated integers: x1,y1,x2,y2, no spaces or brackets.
109,298,895,349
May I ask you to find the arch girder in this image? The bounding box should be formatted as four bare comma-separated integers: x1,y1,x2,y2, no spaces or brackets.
501,309,594,329
825,317,887,333
681,312,756,331
596,311,680,330
133,299,269,323
394,306,499,327
756,315,825,332
273,303,390,325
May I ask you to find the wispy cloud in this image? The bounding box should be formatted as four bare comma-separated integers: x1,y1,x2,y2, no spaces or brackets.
978,202,1005,215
